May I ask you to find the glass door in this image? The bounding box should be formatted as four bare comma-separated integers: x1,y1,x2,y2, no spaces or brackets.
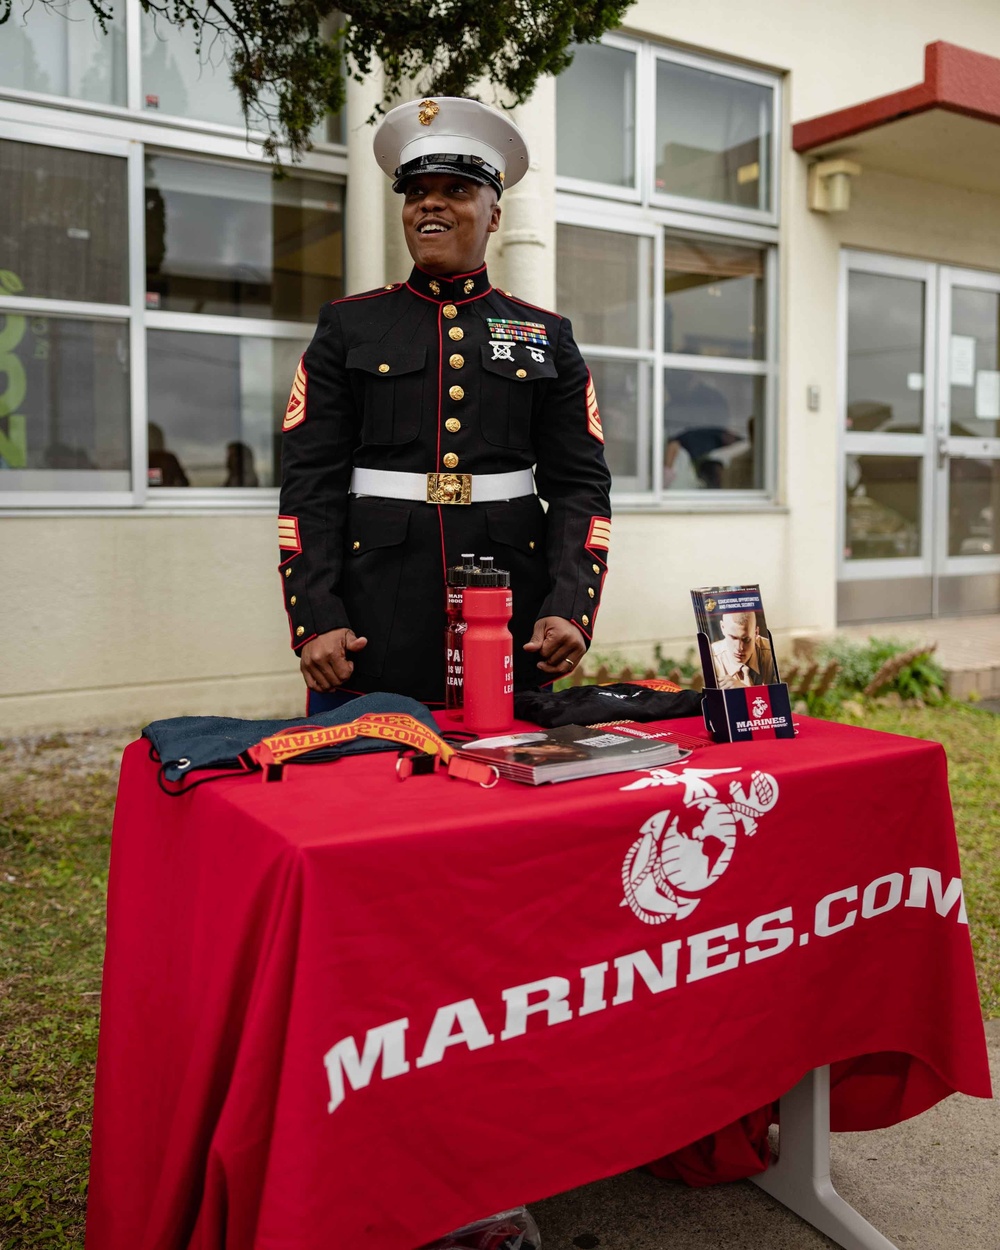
839,252,1000,622
935,268,1000,614
838,252,936,622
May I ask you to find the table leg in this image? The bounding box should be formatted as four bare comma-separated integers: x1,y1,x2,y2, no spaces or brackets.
751,1066,899,1250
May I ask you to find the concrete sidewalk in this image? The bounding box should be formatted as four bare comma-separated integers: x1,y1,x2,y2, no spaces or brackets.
832,614,1000,702
531,1020,998,1249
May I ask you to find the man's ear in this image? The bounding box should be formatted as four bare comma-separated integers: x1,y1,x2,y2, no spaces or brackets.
487,202,502,234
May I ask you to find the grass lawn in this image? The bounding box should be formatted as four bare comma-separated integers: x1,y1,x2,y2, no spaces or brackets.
0,704,997,1247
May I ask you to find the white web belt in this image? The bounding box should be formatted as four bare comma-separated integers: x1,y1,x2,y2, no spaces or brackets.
350,467,534,505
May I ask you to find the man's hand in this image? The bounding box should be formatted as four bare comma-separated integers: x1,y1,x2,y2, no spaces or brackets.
523,616,586,675
300,628,368,692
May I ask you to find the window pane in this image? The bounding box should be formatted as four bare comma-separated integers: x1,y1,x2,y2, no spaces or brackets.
664,234,766,359
844,455,922,560
655,60,771,211
949,287,1000,438
846,272,925,434
0,140,128,304
557,42,636,188
146,331,307,488
556,225,650,350
145,156,345,320
0,0,126,106
0,312,130,491
588,358,650,492
664,369,763,490
142,10,261,128
949,458,1000,557
141,9,341,140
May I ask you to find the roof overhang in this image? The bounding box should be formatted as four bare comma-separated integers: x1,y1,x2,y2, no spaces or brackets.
793,41,1000,196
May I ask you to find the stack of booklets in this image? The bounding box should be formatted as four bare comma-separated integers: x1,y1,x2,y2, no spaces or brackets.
690,583,779,688
457,722,691,785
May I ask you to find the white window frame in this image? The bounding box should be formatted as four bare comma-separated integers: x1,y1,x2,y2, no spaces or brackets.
0,6,347,514
556,31,782,513
555,31,643,205
646,44,780,228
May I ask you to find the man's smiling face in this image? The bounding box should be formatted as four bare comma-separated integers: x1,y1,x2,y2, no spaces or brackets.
401,173,501,277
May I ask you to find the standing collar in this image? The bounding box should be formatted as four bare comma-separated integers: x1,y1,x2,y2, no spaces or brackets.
406,263,491,303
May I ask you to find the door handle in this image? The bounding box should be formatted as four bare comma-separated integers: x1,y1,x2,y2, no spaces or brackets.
936,435,949,470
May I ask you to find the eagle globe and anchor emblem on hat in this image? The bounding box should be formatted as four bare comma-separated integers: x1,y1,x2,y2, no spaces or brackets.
373,95,531,198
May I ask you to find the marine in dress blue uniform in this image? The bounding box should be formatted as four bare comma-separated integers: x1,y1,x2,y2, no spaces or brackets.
278,97,612,705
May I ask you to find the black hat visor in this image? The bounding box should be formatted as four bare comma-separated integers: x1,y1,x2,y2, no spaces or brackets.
392,153,504,198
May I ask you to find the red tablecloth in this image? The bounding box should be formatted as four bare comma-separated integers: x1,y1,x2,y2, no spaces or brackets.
86,715,991,1250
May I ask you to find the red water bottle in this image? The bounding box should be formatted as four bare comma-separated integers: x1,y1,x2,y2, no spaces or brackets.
462,556,514,736
445,553,476,719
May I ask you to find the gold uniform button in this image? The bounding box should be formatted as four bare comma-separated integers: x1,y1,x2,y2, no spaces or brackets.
448,327,464,341
442,304,458,319
516,368,527,379
442,452,459,469
284,567,292,578
445,417,461,433
529,540,536,550
295,625,305,637
378,363,390,373
592,563,601,574
449,385,464,401
587,587,595,599
449,353,464,370
290,595,297,605
581,614,590,627
352,540,360,550
383,284,394,290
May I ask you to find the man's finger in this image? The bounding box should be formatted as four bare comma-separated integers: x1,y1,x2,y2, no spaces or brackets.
345,632,368,653
522,620,546,652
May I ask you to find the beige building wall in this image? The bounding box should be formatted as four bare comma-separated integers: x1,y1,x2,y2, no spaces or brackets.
6,0,1000,730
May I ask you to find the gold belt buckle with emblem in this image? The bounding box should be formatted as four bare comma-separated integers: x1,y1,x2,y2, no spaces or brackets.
426,472,472,504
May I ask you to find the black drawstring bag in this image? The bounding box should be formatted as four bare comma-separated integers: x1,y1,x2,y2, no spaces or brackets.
513,683,703,728
143,692,442,793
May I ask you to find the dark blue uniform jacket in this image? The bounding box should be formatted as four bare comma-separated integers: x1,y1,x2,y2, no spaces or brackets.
278,263,612,704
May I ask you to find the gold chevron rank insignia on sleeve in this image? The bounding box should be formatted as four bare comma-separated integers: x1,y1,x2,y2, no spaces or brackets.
585,370,603,443
283,358,307,430
278,515,302,552
586,516,611,551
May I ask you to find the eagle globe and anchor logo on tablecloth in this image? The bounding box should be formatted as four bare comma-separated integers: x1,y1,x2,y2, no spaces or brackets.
618,766,780,924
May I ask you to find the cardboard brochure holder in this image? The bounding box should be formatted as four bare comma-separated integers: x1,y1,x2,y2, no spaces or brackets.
697,630,795,743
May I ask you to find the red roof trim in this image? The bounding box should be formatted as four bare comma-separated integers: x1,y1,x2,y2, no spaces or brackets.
793,42,1000,152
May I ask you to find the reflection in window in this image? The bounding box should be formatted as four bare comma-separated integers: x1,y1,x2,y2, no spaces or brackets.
846,272,925,434
664,370,763,490
0,140,129,305
664,234,765,359
0,313,130,490
587,359,650,492
949,458,999,556
145,155,345,320
0,0,126,105
655,60,771,210
556,225,650,350
141,8,344,142
146,330,307,488
949,287,1000,439
556,42,636,189
844,455,921,560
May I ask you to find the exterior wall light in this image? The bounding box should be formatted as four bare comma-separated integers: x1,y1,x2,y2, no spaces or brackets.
807,158,862,212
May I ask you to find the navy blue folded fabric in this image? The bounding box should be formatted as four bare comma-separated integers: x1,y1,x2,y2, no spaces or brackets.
143,692,438,781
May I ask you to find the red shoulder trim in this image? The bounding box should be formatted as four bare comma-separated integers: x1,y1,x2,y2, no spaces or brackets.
331,284,402,305
498,291,563,321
